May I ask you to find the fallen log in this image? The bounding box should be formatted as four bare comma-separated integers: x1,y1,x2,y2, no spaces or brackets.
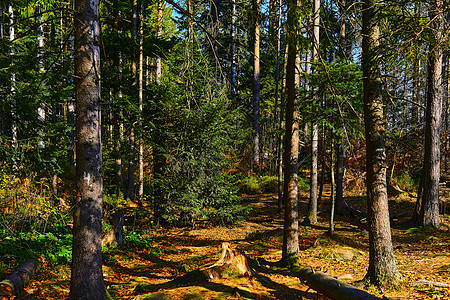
0,258,38,297
291,266,383,300
410,280,450,288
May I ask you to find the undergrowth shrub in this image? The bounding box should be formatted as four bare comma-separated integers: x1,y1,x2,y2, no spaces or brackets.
239,176,260,194
0,229,72,264
151,39,248,226
298,177,310,192
260,176,278,193
394,173,417,192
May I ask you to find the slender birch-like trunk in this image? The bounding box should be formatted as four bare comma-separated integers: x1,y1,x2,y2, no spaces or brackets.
137,0,145,206
127,0,138,201
252,0,261,167
230,0,237,97
9,4,17,168
308,0,320,224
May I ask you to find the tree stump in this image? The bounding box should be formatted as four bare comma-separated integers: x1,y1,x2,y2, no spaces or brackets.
173,242,253,286
102,212,125,248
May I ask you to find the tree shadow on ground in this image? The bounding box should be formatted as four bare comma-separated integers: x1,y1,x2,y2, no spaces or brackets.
104,250,177,279
135,276,315,300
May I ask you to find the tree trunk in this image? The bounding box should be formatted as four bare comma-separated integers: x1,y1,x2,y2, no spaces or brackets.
37,11,46,149
275,0,283,210
282,0,299,265
70,0,107,298
156,0,163,83
128,129,136,201
127,0,138,201
153,1,166,223
308,0,320,224
289,266,383,300
137,0,145,206
209,0,219,75
115,105,124,188
335,0,346,215
417,0,443,229
336,139,345,214
0,6,3,40
115,17,124,188
9,4,17,169
230,0,237,97
67,100,76,166
309,124,319,222
318,126,326,203
362,0,401,286
102,213,125,248
252,0,261,167
330,141,336,235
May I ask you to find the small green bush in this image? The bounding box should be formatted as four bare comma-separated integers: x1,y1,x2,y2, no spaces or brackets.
260,176,278,193
0,230,72,264
239,176,260,194
298,177,310,192
394,173,417,192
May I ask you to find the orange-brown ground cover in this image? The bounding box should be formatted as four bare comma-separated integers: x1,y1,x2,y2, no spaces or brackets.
12,187,450,299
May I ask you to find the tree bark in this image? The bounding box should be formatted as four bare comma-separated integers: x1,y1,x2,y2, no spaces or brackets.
127,0,138,201
70,0,107,298
230,0,237,97
318,127,326,203
37,10,46,149
115,17,124,188
282,0,299,264
330,141,336,235
308,0,320,224
156,0,163,83
290,266,383,300
275,0,283,210
153,1,166,223
9,4,17,169
362,0,401,286
137,0,145,206
252,0,261,167
336,139,345,214
416,0,443,229
209,0,219,75
102,212,125,248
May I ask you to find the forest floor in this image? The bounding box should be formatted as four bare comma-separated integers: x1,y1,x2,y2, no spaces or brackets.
11,186,450,299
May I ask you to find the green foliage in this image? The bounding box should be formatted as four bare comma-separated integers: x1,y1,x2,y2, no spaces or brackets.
0,229,72,264
123,230,163,255
239,176,260,194
259,176,278,193
404,227,423,234
393,173,417,192
149,36,248,226
306,62,364,139
297,177,310,193
125,230,153,249
239,175,278,194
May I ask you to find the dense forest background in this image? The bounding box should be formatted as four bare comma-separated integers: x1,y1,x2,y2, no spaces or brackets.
0,0,449,298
